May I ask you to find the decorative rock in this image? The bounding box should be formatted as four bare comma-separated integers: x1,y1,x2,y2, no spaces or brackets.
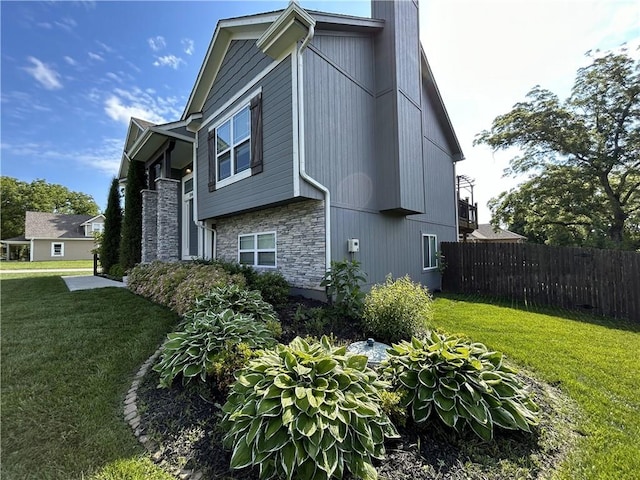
191,472,204,480
152,451,163,462
124,403,137,416
139,435,148,444
179,470,192,479
125,394,136,405
124,411,136,422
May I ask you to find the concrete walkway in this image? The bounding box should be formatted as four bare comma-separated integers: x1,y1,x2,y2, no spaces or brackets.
62,275,127,291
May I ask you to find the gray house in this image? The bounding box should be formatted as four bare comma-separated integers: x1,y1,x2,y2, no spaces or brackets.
118,0,464,296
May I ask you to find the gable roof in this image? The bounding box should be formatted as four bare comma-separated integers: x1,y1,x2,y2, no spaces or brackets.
470,224,527,241
181,3,383,120
80,214,106,226
24,211,94,239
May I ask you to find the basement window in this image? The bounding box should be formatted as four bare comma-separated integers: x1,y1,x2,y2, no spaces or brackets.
422,234,437,270
238,232,276,268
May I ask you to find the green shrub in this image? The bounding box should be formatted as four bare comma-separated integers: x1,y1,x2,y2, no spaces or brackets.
171,264,246,315
126,261,245,314
221,336,399,480
250,270,290,306
153,309,276,389
108,264,125,279
381,332,540,441
362,275,433,343
320,260,367,319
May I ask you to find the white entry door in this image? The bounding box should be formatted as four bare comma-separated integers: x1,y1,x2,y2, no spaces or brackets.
182,174,199,259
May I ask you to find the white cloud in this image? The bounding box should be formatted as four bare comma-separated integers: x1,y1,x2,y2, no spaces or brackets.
2,138,122,175
153,54,184,69
37,22,52,29
23,57,63,90
88,52,104,61
106,72,122,83
182,38,194,55
63,55,77,66
54,17,77,32
148,35,166,52
103,87,181,126
96,41,114,53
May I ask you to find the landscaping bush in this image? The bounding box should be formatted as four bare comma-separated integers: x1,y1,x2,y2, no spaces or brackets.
171,264,246,315
108,264,125,279
127,261,245,314
362,275,433,343
250,270,290,306
321,259,367,319
154,308,276,390
189,284,282,337
381,332,540,441
208,259,290,307
221,336,399,480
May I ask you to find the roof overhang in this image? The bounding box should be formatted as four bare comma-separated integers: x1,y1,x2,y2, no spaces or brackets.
80,214,106,226
256,2,315,59
420,48,464,162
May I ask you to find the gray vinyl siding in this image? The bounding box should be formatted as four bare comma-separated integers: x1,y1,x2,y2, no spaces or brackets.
303,33,377,209
197,57,294,219
395,0,421,105
421,83,452,154
331,207,456,292
397,93,424,212
202,40,273,115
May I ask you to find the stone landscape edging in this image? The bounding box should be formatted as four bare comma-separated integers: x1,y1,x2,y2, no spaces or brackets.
124,347,205,480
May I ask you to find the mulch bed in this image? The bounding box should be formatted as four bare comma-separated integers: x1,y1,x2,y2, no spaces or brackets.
136,297,580,479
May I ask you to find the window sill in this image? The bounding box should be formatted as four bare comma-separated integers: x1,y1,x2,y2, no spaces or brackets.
216,169,251,189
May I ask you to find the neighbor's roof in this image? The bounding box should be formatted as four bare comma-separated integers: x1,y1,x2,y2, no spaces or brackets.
470,224,526,241
24,211,94,239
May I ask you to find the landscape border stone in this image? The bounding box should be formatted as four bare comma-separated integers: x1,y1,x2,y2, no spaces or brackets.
125,347,205,480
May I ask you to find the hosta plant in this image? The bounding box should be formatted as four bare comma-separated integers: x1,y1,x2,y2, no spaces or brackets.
189,284,278,325
381,332,539,441
221,336,399,480
154,308,277,389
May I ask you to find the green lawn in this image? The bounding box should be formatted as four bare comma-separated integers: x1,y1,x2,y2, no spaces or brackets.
2,276,638,479
1,275,178,480
0,259,93,270
432,293,640,480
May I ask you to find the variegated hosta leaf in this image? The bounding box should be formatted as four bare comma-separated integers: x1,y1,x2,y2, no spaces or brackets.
222,336,399,480
381,333,540,441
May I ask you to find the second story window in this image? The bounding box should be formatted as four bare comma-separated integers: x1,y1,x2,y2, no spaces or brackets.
216,105,250,185
207,92,262,192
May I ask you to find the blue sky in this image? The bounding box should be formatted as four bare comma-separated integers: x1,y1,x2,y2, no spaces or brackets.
2,0,639,220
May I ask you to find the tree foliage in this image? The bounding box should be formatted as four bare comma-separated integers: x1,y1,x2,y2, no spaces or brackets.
1,177,99,239
101,178,122,274
476,47,640,250
119,160,146,270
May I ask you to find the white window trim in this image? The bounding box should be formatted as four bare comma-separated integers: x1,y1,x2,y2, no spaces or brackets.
238,231,277,268
51,242,64,257
421,234,438,271
210,101,252,189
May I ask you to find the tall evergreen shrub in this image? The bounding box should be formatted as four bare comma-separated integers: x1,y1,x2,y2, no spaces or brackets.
101,178,122,273
120,160,146,270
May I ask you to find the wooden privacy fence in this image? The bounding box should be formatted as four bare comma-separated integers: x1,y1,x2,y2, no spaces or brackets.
441,242,640,322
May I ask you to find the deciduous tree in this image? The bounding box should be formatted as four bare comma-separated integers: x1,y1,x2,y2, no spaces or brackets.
476,47,640,250
1,176,98,239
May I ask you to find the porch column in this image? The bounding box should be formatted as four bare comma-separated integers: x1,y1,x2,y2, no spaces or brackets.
141,189,158,263
156,177,180,262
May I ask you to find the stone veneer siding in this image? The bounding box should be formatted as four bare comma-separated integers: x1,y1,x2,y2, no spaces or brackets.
156,178,180,262
141,189,158,263
215,200,325,290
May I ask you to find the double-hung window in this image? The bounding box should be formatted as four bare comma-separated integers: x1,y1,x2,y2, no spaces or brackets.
215,105,251,187
422,234,437,270
238,232,276,268
51,242,64,257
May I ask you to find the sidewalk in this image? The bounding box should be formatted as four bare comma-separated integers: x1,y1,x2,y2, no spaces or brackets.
62,275,127,291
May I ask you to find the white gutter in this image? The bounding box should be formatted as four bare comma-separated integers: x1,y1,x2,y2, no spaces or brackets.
296,24,331,271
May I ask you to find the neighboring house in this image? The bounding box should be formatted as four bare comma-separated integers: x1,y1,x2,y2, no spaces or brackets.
468,224,527,244
0,212,104,261
118,0,465,296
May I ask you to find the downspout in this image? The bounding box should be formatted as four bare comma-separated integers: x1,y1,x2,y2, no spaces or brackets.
297,24,331,272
